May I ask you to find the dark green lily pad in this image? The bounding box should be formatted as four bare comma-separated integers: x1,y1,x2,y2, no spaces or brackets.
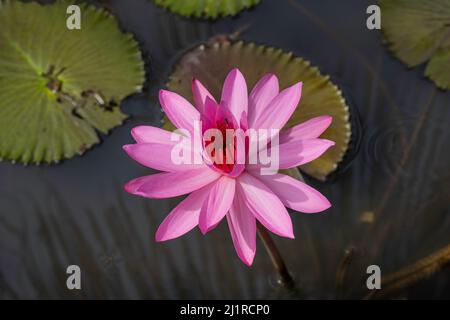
380,0,450,90
0,0,145,164
163,41,351,181
153,0,260,18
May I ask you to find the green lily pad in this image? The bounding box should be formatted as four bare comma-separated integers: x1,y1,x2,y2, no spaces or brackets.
380,0,450,90
163,41,351,181
153,0,260,18
0,0,145,164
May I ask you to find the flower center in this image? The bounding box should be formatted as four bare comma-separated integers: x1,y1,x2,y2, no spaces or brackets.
204,118,236,174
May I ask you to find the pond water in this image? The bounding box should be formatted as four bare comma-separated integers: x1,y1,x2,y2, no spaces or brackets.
1,0,449,299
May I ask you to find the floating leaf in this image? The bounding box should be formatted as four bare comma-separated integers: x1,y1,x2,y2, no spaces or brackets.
380,0,450,90
0,0,145,164
153,0,260,18
163,41,351,180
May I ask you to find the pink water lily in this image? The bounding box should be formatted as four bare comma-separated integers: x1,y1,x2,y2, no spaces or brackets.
123,68,335,266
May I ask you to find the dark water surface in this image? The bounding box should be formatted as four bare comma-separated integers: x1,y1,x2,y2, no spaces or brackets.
1,0,450,299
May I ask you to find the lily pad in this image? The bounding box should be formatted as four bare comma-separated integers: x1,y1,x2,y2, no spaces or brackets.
163,41,351,181
380,0,450,90
153,0,260,18
0,0,145,164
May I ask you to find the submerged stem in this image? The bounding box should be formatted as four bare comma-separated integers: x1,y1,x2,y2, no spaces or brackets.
256,222,296,291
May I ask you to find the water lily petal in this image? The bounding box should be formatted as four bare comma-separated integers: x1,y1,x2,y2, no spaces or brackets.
248,74,279,127
124,168,220,199
131,126,175,144
192,78,216,114
237,172,294,239
202,97,240,131
252,82,302,130
159,89,200,135
123,142,203,172
255,173,331,213
131,125,203,155
221,68,248,124
226,189,256,266
278,138,335,169
199,176,236,234
280,116,333,143
155,186,210,242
